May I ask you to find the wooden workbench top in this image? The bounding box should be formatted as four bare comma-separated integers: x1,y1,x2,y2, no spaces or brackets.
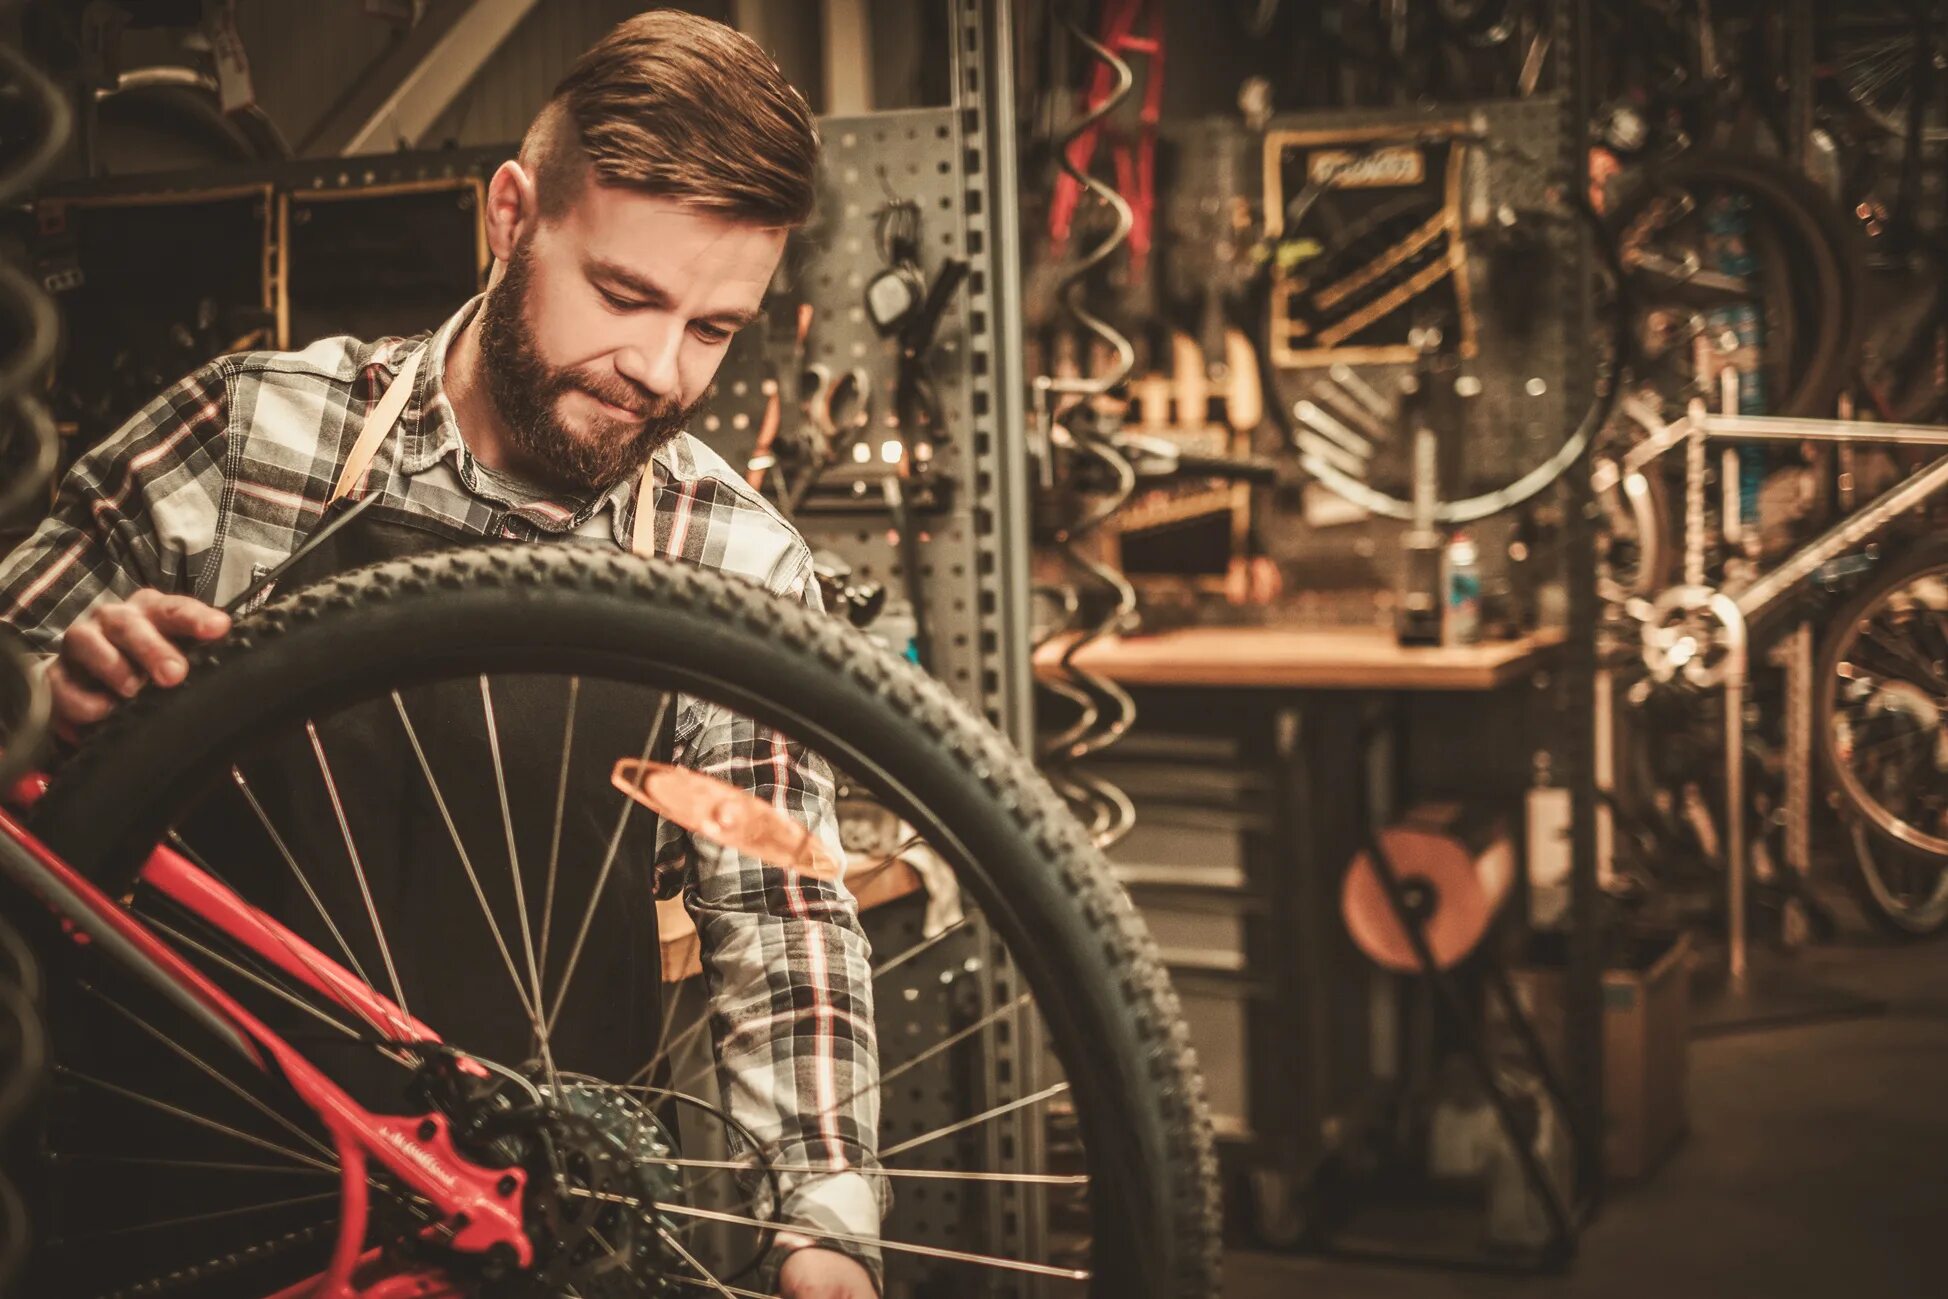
1033,625,1565,691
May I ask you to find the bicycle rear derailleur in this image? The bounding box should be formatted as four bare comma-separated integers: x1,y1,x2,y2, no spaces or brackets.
410,1051,687,1298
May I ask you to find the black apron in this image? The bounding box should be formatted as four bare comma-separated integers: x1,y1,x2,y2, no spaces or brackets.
185,502,672,1088
189,340,678,1090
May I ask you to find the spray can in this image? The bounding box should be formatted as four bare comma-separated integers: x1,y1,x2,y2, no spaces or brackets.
1445,531,1482,646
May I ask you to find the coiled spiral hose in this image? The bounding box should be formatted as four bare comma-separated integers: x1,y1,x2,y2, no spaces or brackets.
0,31,70,1299
1031,16,1143,849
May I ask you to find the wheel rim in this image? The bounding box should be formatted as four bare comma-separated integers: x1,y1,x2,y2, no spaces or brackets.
1824,562,1948,858
1848,820,1948,934
31,651,1173,1297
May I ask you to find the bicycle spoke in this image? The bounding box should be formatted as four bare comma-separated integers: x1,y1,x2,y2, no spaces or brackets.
634,982,1031,1176
1839,724,1941,760
630,859,964,1092
84,986,334,1164
874,914,969,980
878,989,1031,1102
479,675,557,1092
154,831,422,1047
49,1192,339,1246
307,720,410,1024
737,990,1035,1160
230,766,372,987
1850,624,1948,690
648,1201,1090,1282
846,832,924,892
537,675,581,979
660,1155,1085,1186
880,1081,1071,1161
667,1277,774,1299
624,986,1040,1198
144,903,422,1067
545,691,671,1034
392,690,550,1044
55,1068,334,1173
656,1222,743,1299
143,912,393,1053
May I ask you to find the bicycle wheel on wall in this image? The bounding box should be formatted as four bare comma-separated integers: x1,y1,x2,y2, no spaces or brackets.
1815,538,1948,938
23,547,1220,1297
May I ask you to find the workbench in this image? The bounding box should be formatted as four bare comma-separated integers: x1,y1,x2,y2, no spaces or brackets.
1037,622,1567,1250
1035,625,1564,691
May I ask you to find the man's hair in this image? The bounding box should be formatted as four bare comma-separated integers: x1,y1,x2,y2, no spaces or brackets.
525,9,819,228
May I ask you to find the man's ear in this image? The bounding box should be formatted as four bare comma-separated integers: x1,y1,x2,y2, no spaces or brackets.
484,159,540,264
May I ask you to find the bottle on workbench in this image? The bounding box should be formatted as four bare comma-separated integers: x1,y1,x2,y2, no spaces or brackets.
1443,530,1482,647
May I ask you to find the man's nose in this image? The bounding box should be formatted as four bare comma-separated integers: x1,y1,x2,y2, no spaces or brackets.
613,317,684,399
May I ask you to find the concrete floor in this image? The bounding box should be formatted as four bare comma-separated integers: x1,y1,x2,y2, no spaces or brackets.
1227,933,1948,1298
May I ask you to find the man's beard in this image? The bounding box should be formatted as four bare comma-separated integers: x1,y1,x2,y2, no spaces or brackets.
475,241,695,494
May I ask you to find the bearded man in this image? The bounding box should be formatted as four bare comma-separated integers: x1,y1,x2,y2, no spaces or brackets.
0,11,880,1298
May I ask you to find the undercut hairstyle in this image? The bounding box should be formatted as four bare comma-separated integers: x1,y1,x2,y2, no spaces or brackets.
524,9,819,229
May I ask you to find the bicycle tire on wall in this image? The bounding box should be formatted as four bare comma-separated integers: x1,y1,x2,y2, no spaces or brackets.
27,545,1222,1298
1605,149,1866,420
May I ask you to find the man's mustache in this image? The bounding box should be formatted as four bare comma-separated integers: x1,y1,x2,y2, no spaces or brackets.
566,373,679,423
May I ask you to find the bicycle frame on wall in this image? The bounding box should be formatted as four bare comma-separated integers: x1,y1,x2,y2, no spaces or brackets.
1618,402,1948,980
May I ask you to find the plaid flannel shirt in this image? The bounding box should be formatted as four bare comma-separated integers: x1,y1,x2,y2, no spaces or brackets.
0,296,885,1275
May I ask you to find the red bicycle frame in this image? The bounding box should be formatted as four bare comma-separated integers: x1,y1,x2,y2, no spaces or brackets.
0,780,531,1299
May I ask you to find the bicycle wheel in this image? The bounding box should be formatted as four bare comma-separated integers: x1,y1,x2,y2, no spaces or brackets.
1814,539,1948,937
1606,151,1864,420
1827,3,1948,144
23,546,1220,1297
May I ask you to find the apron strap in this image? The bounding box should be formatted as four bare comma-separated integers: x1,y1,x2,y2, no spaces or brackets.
329,342,660,559
629,462,658,557
330,347,425,505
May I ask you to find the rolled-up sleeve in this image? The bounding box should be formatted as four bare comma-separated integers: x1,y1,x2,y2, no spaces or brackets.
660,561,885,1287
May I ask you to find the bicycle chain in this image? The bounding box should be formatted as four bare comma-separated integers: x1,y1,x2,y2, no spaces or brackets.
93,1219,336,1299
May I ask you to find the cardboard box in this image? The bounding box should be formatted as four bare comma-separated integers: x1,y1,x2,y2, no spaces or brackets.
1508,932,1690,1181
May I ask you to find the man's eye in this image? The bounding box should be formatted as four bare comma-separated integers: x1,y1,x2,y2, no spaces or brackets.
598,287,640,311
693,323,732,344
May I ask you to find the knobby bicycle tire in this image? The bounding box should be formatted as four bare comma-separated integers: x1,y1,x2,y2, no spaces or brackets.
28,545,1223,1297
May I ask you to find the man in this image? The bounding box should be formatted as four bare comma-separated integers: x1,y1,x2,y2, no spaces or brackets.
0,11,880,1297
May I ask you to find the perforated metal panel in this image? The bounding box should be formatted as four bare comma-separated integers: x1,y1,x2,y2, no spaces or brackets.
691,93,1027,742
686,3,1044,1283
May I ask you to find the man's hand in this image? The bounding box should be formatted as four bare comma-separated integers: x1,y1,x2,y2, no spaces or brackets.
778,1246,876,1298
49,590,230,739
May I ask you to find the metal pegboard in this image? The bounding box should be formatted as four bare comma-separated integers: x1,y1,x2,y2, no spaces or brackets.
687,3,1044,1277
692,83,1029,747
691,106,993,711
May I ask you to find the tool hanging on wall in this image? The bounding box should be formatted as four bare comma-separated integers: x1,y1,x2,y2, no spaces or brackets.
786,363,874,513
746,302,813,495
881,241,969,670
866,176,927,337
